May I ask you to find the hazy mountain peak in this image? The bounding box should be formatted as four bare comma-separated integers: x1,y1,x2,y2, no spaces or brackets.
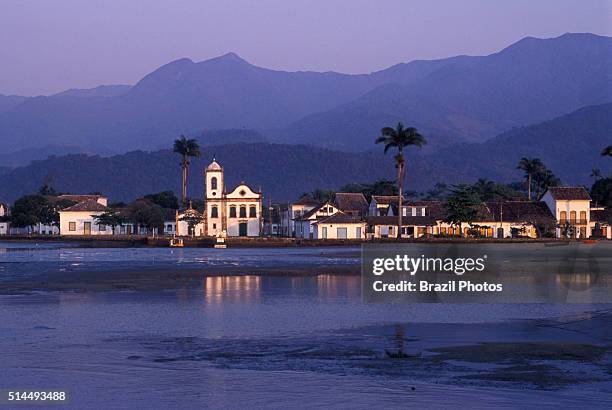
200,51,252,67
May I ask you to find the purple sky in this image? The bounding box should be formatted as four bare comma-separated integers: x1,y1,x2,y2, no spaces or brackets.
1,0,611,96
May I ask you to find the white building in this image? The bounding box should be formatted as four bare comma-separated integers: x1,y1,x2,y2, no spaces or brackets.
542,187,591,238
294,201,339,239
0,202,9,235
59,199,111,236
280,197,319,237
177,159,262,237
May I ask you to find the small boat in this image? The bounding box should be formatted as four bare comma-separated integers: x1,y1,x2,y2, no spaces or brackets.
169,238,184,247
214,237,227,249
582,239,598,244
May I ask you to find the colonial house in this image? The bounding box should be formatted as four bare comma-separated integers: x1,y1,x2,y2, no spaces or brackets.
294,201,339,239
0,202,9,235
334,192,369,218
176,159,262,237
280,197,319,237
430,201,556,238
368,195,398,216
541,187,591,238
311,211,365,239
59,199,111,236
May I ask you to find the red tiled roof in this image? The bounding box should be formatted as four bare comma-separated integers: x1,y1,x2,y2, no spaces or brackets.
484,201,556,224
546,187,591,200
57,194,105,203
334,193,368,214
293,197,321,206
371,195,398,205
62,199,108,212
314,212,363,225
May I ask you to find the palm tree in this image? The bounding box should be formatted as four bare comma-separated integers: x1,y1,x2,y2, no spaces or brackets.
602,146,612,157
375,123,426,238
173,136,201,206
517,157,544,201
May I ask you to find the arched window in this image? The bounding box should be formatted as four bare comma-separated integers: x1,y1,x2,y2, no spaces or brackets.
570,211,577,223
211,206,218,218
580,211,587,223
211,177,218,190
560,211,567,222
239,206,247,218
249,206,257,218
229,206,236,218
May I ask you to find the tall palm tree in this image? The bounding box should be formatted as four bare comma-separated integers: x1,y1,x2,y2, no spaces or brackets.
517,157,543,201
602,146,612,157
376,123,426,238
173,136,201,206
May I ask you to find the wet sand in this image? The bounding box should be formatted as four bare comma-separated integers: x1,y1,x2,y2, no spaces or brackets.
0,264,361,293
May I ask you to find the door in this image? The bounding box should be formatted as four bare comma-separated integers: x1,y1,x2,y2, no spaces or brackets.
83,222,91,235
336,227,347,239
239,222,248,237
321,227,327,239
355,227,361,238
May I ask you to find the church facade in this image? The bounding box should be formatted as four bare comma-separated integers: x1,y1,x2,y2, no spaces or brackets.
201,159,263,237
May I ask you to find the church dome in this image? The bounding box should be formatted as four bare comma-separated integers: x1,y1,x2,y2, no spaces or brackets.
206,159,222,171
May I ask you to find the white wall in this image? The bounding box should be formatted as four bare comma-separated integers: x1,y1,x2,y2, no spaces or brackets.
60,211,111,235
315,223,364,239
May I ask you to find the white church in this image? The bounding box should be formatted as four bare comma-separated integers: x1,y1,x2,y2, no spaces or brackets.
177,159,263,237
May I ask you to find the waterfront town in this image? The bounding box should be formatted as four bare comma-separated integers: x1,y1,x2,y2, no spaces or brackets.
1,153,611,242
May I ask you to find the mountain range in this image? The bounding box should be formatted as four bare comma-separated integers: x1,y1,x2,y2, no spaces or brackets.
0,103,609,203
1,33,610,155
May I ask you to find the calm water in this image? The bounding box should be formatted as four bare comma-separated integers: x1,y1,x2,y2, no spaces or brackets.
0,242,611,409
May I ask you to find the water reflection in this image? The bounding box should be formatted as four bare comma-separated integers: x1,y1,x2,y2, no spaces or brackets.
201,274,362,305
204,276,262,305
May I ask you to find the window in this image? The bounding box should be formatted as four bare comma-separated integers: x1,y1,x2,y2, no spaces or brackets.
321,227,327,239
356,227,362,238
239,206,247,218
570,211,577,223
99,224,106,232
580,211,587,223
211,206,218,218
560,211,567,222
166,224,173,232
211,177,217,190
213,223,217,229
337,227,347,239
249,206,256,218
229,206,236,218
69,222,76,231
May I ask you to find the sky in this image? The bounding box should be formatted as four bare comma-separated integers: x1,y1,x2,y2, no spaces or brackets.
1,0,611,96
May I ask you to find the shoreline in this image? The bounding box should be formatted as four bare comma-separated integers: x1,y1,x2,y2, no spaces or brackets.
0,235,589,248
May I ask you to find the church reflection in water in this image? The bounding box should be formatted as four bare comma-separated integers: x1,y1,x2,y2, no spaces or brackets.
202,273,361,304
